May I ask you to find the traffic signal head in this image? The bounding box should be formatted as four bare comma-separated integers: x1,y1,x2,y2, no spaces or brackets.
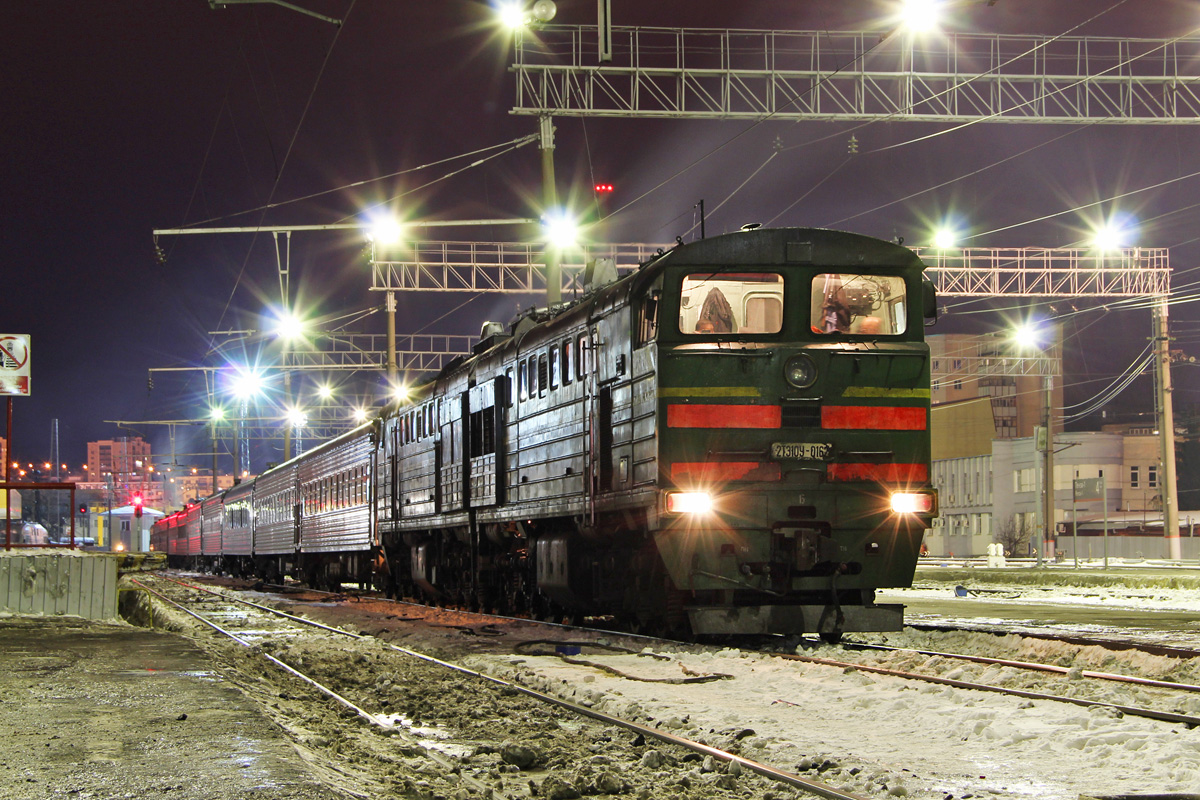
133,494,144,518
79,504,87,515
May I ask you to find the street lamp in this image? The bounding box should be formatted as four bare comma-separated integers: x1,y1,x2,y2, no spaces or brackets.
366,214,404,386
230,368,266,481
209,406,225,487
896,0,943,32
1013,321,1060,566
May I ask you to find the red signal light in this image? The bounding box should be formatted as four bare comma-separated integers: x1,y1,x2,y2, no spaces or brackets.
594,183,613,194
133,493,144,518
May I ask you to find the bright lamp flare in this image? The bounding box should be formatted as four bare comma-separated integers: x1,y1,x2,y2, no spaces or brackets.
932,228,957,249
543,211,579,249
666,491,713,514
1012,323,1041,350
1093,223,1123,251
900,0,942,31
368,216,402,246
497,1,526,28
231,370,265,399
891,492,934,514
274,312,304,340
286,408,308,428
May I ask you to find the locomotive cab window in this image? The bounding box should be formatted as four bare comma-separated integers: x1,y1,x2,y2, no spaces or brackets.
810,273,907,335
679,272,783,335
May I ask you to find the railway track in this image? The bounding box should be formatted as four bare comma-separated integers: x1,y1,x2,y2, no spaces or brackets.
130,573,880,800
137,572,1200,799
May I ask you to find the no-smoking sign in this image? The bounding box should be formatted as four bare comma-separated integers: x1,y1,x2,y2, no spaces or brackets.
0,334,31,396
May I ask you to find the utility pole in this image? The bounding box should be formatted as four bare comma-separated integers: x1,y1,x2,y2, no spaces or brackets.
540,115,560,306
1042,372,1055,565
1154,300,1181,559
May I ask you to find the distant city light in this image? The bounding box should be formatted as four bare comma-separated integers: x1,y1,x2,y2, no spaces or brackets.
352,408,369,423
391,384,409,402
317,384,334,400
209,406,226,422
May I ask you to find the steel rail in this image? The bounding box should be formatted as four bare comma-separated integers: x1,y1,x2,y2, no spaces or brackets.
845,641,1200,694
144,574,872,800
130,577,517,800
779,652,1200,728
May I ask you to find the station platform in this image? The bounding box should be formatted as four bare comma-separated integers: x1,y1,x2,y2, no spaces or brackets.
0,614,351,800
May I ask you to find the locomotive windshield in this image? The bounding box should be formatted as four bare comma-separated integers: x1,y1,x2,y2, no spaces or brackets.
679,272,784,335
811,273,907,335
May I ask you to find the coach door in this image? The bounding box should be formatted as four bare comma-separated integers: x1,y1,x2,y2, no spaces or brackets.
467,379,505,508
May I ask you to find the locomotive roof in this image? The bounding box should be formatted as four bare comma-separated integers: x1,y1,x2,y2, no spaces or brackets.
652,226,926,270
424,226,928,386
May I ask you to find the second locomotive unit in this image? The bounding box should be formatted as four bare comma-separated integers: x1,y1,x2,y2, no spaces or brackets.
156,225,938,640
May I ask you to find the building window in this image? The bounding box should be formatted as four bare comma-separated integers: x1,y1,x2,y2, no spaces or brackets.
1130,466,1139,489
1148,465,1158,488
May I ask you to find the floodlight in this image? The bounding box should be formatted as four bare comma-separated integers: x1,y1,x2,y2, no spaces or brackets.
273,311,305,340
367,215,402,246
1012,323,1041,350
932,228,958,249
899,0,942,32
497,1,526,28
231,370,266,399
543,209,579,249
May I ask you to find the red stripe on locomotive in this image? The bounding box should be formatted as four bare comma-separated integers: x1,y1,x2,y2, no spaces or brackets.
666,404,781,428
821,405,926,430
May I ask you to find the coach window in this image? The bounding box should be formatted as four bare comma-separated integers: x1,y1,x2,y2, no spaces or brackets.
538,354,548,397
810,273,906,335
561,339,572,385
638,289,660,344
549,345,559,390
528,355,538,398
506,367,516,405
577,333,589,379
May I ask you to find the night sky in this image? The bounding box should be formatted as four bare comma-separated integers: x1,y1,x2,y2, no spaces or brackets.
5,0,1200,473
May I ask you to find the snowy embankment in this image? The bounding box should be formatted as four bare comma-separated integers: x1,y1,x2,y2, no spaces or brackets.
468,569,1200,800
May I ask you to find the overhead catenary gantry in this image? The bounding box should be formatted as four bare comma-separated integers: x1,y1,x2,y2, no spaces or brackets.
510,25,1200,123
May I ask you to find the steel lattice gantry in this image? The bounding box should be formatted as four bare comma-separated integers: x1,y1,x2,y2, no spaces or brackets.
372,241,1170,297
511,25,1200,122
370,242,1169,380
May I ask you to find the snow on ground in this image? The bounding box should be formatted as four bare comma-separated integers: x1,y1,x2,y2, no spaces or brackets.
467,638,1200,800
465,566,1200,799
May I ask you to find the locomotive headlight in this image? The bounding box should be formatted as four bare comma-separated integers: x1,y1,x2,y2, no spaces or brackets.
784,354,818,389
891,492,936,515
666,491,713,514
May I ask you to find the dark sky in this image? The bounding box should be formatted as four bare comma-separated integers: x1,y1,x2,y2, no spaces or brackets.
5,0,1200,472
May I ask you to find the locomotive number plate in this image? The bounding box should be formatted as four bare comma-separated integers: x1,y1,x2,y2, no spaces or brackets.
770,442,832,461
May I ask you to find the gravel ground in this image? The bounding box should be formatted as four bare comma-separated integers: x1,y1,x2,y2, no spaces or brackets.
124,578,828,800
10,572,1199,800
0,614,351,800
